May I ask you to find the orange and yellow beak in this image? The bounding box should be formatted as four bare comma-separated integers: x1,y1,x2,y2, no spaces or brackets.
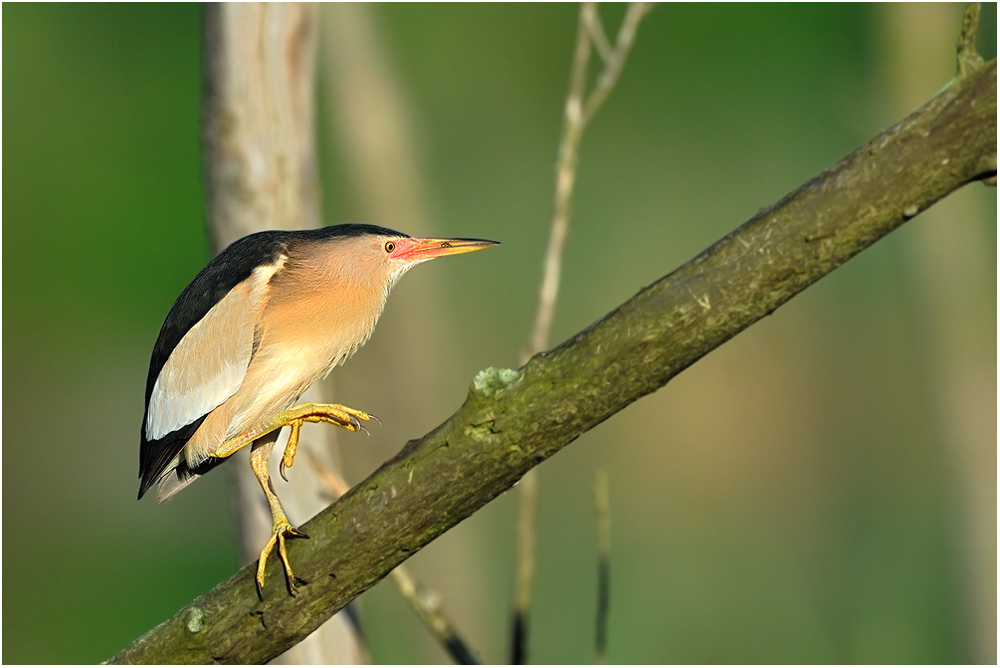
391,236,499,264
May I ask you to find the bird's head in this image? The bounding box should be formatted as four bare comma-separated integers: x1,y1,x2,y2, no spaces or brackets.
307,225,499,294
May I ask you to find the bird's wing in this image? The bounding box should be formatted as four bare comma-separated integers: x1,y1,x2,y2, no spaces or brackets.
139,231,291,499
145,275,262,441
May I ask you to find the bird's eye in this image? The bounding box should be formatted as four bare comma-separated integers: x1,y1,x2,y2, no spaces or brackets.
385,241,395,253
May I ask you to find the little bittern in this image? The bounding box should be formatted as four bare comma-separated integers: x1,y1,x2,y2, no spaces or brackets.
139,224,497,596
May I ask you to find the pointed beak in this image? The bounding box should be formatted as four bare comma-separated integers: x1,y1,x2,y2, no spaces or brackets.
393,236,499,264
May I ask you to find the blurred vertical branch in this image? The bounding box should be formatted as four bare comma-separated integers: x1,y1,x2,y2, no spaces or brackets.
320,4,431,229
880,3,996,663
513,3,650,663
202,3,367,663
203,3,321,246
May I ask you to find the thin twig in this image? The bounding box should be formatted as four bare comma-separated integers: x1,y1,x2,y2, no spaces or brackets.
524,3,594,362
594,470,611,664
510,466,539,664
512,5,592,663
583,3,652,123
307,451,480,664
584,7,614,63
390,568,480,665
513,3,649,664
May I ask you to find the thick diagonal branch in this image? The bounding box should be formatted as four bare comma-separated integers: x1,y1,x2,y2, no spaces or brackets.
108,59,996,665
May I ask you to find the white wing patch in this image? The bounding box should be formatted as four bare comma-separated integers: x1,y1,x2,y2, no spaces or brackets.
145,262,282,441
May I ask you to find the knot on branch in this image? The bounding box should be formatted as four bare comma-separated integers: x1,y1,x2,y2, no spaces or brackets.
956,3,985,78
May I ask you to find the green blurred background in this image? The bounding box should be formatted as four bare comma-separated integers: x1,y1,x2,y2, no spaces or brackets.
4,3,996,664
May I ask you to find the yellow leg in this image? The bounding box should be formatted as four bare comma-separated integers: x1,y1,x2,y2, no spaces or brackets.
213,402,376,464
216,403,377,597
250,432,308,598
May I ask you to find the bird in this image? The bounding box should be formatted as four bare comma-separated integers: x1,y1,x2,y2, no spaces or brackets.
139,223,498,597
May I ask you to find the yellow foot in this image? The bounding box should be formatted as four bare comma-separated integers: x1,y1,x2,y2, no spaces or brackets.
278,404,380,481
256,518,309,599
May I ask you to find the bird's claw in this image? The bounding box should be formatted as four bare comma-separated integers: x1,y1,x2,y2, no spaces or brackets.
344,410,380,435
256,520,309,599
319,406,377,434
351,416,371,436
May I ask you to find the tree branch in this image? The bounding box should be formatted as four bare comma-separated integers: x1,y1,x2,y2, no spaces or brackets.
107,55,996,666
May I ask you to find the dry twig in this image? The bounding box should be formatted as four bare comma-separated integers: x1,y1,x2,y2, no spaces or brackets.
513,4,650,663
594,470,611,664
390,568,480,665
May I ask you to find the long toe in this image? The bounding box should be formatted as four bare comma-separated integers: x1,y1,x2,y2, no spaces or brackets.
256,534,279,599
277,533,298,596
